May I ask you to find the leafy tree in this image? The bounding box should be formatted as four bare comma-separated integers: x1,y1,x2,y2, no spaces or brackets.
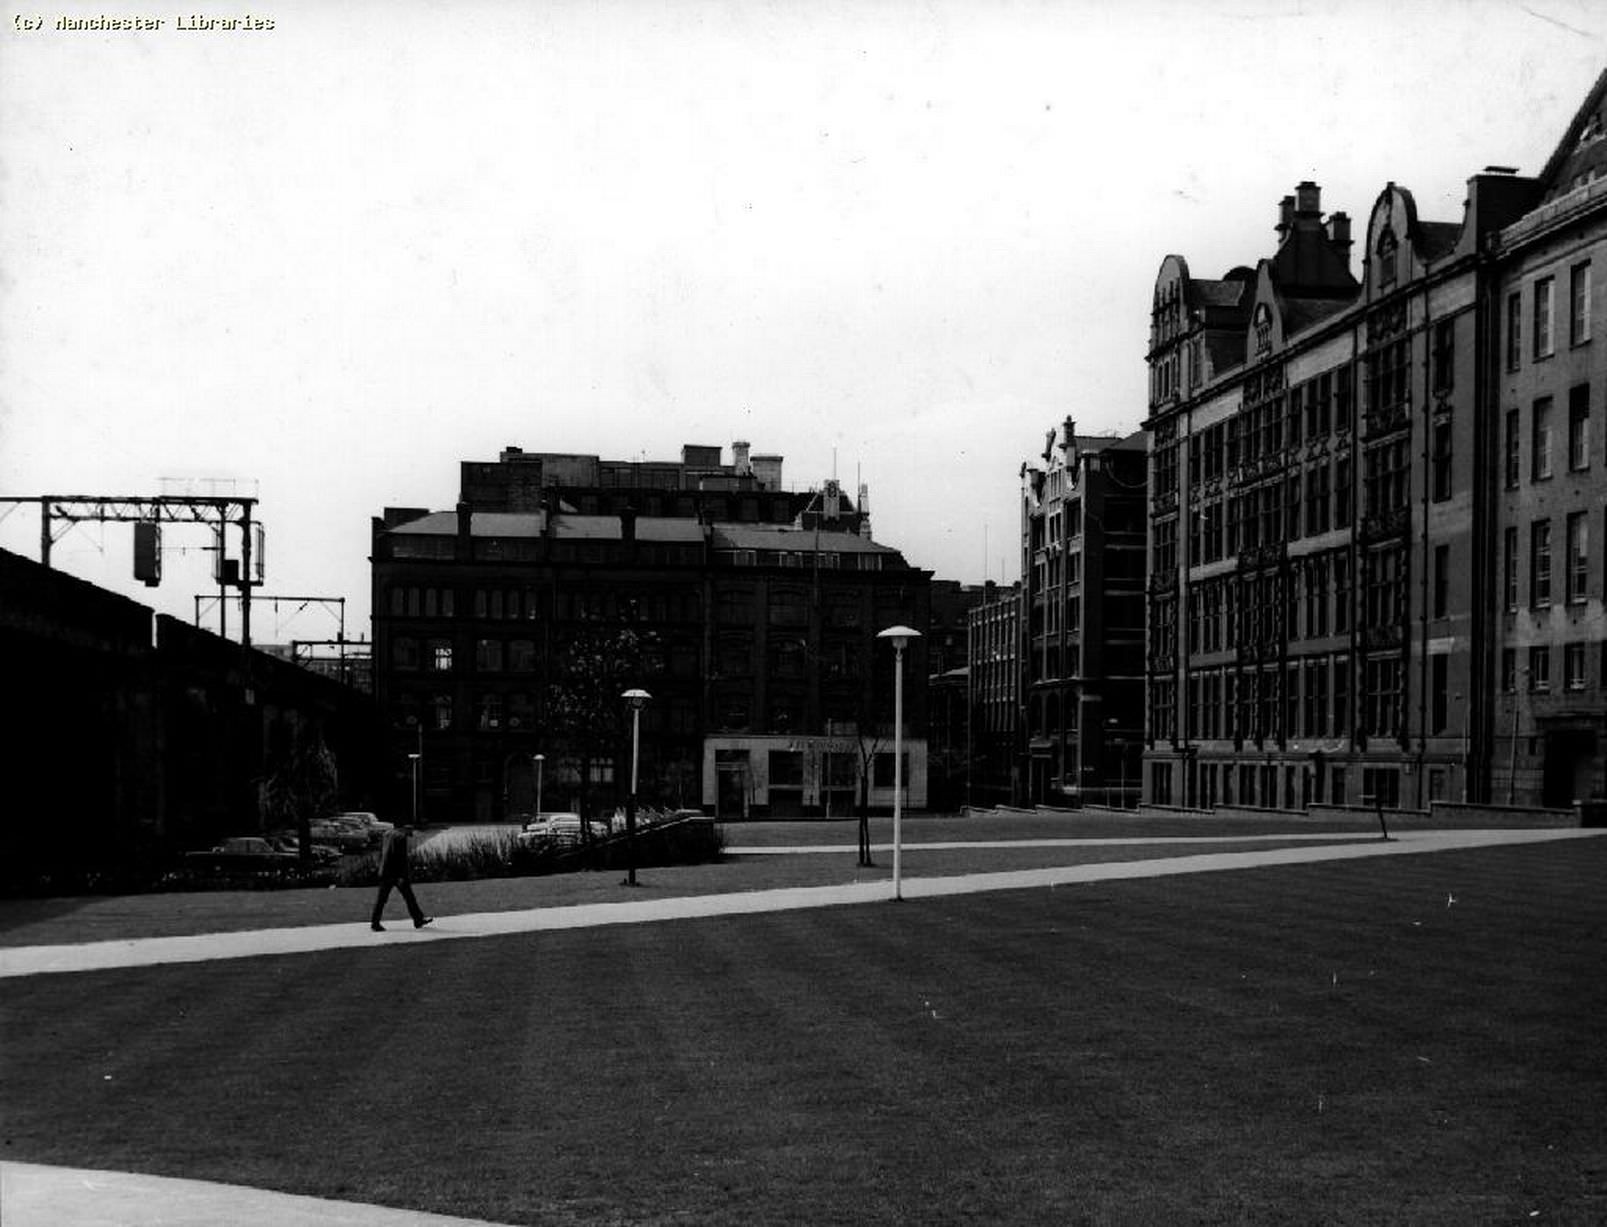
257,724,339,864
543,625,657,836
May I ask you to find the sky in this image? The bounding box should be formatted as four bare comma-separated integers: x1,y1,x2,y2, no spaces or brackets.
2,0,1604,647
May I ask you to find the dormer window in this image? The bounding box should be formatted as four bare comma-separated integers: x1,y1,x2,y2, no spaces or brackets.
1376,226,1398,291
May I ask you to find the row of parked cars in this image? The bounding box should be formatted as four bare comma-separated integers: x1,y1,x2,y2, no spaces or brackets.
184,812,394,873
513,807,704,850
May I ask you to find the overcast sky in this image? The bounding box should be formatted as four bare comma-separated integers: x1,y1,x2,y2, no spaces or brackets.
2,0,1604,646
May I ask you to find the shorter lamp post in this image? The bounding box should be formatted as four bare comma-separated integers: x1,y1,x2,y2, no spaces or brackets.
877,625,921,902
622,688,651,887
407,752,421,828
534,752,545,820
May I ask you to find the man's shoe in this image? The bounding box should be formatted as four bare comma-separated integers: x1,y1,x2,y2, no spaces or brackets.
371,922,385,932
414,916,434,929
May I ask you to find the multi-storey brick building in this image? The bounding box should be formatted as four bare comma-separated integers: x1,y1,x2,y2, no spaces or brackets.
371,443,931,822
1143,68,1607,812
966,580,1021,806
1020,421,1147,804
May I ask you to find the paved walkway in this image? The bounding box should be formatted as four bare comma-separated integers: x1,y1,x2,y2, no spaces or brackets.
5,825,1602,1226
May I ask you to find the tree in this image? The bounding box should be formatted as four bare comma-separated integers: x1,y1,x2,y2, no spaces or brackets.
542,625,657,839
257,723,339,865
851,723,886,868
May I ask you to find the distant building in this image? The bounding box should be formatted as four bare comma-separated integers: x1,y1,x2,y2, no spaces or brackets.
1142,68,1607,811
1020,422,1148,805
371,442,932,822
925,580,988,809
967,581,1021,805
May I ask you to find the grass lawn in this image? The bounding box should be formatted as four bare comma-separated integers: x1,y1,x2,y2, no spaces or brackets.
3,838,1605,1224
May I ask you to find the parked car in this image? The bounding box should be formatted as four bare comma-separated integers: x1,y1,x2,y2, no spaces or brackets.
309,819,372,851
332,811,394,837
517,812,608,848
267,832,341,863
184,837,298,873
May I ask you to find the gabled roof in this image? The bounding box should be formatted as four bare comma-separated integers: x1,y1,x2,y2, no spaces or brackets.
1537,66,1607,197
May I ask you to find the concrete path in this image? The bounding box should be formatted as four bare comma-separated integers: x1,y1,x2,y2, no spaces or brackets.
3,828,1599,981
5,825,1603,1227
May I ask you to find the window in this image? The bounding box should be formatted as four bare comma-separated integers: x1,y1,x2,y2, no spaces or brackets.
1504,526,1519,612
393,637,419,670
476,692,503,730
430,640,453,672
1534,275,1555,358
1505,408,1521,488
1363,656,1403,738
1530,645,1551,691
1531,520,1552,607
431,693,454,730
1432,319,1454,393
1533,397,1554,480
1567,511,1590,603
1501,647,1516,693
1571,261,1592,346
1335,456,1353,527
1431,654,1449,733
1434,544,1450,618
1506,291,1522,369
1569,384,1591,470
1432,420,1453,501
1566,642,1587,691
475,638,503,672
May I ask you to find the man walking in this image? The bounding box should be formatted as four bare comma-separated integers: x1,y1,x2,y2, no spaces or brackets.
371,823,433,932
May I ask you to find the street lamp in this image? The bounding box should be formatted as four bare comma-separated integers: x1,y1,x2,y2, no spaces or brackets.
407,752,420,828
877,625,921,902
534,752,545,821
622,688,651,887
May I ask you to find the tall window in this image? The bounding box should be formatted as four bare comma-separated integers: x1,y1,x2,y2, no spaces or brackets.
1530,645,1551,691
1571,261,1592,346
1504,526,1519,612
1531,519,1552,608
1566,642,1587,691
1432,319,1455,393
1535,275,1556,359
1507,291,1522,369
1434,544,1450,619
1532,397,1554,481
1568,384,1591,471
1504,408,1521,488
1432,420,1453,501
1567,510,1590,603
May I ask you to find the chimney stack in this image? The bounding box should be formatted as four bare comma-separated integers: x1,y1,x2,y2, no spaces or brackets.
731,440,752,477
1295,180,1321,217
1276,194,1295,240
1327,210,1352,254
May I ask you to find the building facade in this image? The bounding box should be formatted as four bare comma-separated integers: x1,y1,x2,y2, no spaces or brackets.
1143,69,1607,811
1020,421,1148,805
371,443,932,822
966,580,1021,806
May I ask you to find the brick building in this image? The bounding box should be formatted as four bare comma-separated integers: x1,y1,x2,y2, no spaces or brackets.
1020,422,1147,805
371,443,932,822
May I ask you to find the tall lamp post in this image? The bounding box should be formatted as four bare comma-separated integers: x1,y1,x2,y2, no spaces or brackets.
407,752,420,828
534,752,545,820
877,626,921,902
622,688,651,887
